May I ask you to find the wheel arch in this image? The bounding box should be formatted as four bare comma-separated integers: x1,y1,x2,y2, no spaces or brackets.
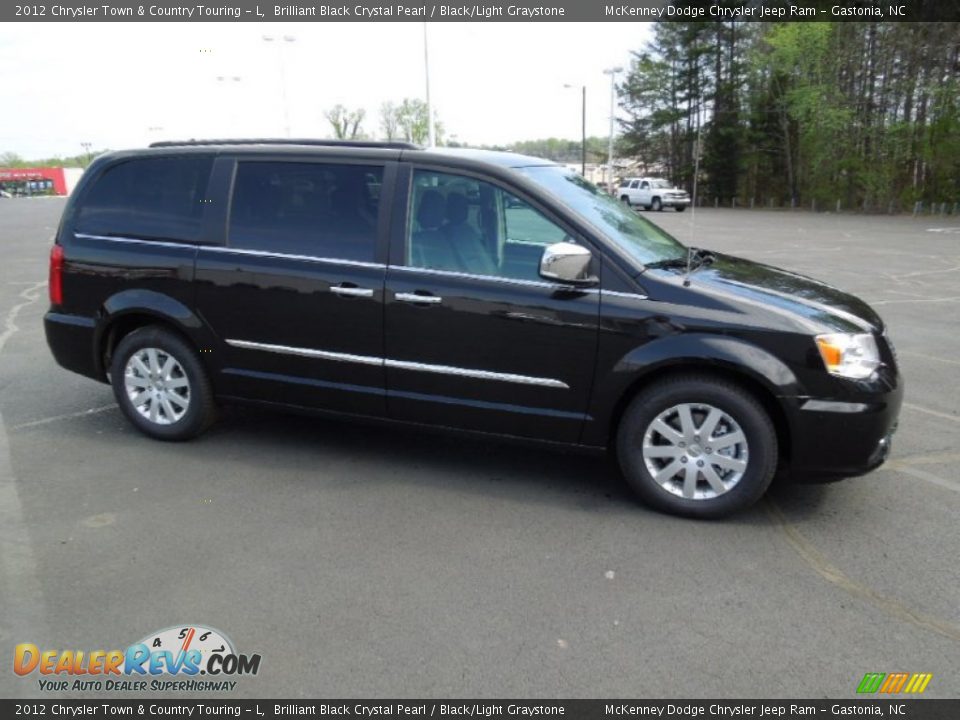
94,290,215,379
590,334,800,463
605,362,792,466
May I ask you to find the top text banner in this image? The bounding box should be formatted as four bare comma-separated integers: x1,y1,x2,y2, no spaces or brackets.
4,0,958,22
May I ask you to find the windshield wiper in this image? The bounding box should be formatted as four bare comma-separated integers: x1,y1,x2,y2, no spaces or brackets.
644,256,688,269
644,248,715,272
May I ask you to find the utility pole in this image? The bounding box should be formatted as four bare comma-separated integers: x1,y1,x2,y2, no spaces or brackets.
263,34,296,137
424,22,435,147
564,83,587,176
603,66,623,192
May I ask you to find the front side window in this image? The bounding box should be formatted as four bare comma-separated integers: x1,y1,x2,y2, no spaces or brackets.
407,169,571,281
76,156,212,242
229,162,383,262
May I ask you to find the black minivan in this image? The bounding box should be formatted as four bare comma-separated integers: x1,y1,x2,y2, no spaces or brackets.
44,140,902,517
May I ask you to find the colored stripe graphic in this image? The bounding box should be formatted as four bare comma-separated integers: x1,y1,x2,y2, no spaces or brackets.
857,672,932,694
857,673,885,693
880,673,909,693
903,673,933,694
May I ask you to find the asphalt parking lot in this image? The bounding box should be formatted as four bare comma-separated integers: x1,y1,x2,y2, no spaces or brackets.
1,197,958,699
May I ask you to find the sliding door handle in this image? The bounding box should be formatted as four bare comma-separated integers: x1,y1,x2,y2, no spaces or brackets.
396,292,442,305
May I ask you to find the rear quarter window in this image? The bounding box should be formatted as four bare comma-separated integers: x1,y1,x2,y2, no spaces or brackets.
75,156,213,242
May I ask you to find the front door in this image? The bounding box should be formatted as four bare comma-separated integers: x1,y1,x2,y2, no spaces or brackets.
383,168,600,442
195,158,391,416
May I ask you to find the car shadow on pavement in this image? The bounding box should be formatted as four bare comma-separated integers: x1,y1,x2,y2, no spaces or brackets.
195,404,835,524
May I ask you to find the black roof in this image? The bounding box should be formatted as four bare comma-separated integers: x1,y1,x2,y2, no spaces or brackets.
149,138,420,151
141,138,556,170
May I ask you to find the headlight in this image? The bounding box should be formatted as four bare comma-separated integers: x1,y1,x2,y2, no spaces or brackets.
815,333,881,379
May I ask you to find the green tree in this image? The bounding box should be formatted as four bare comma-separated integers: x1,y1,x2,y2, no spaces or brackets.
1,152,25,167
379,99,443,145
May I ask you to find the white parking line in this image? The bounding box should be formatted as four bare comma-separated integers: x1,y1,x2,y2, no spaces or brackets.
10,404,117,431
898,350,960,367
887,463,960,495
903,402,960,423
870,295,960,306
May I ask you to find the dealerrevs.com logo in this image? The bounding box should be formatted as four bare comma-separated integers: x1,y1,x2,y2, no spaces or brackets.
14,625,261,692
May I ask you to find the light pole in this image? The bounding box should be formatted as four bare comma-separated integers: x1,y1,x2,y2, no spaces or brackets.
216,75,243,136
80,142,92,166
563,84,587,177
603,66,623,192
423,22,435,147
263,34,296,137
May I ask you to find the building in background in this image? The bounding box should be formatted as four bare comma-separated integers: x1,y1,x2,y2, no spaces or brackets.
0,167,84,197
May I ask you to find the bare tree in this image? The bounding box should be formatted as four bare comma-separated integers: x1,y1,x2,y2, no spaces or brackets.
324,105,366,140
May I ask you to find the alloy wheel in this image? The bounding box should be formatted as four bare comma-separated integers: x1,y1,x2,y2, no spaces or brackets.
641,403,749,500
123,347,191,426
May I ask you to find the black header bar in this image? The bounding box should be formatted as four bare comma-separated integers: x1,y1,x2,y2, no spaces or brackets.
4,700,960,720
4,0,958,23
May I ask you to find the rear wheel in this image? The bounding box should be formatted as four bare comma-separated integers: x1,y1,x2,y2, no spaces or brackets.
620,195,631,206
616,375,777,518
110,326,217,441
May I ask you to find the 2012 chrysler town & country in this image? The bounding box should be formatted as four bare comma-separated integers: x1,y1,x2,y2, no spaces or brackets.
44,140,903,517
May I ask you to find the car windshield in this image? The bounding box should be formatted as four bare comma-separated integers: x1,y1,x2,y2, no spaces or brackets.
519,166,686,266
651,179,672,188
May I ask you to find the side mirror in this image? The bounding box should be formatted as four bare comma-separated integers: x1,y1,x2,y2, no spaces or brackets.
539,242,597,286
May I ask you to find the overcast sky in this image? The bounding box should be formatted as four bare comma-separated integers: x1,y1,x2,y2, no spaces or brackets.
0,22,652,159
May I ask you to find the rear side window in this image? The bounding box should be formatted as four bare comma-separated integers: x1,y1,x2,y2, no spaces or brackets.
76,156,212,242
229,162,383,262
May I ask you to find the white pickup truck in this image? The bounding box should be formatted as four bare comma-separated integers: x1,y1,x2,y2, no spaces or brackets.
618,177,690,212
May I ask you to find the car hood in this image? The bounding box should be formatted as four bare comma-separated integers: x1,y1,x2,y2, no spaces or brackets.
654,252,883,334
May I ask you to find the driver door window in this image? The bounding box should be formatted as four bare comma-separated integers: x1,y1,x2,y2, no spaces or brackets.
407,169,570,282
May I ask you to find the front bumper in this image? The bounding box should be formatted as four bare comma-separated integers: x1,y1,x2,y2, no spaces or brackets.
663,197,691,207
784,374,903,482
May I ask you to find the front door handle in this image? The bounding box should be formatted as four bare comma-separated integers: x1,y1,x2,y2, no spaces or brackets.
331,284,374,298
396,292,442,305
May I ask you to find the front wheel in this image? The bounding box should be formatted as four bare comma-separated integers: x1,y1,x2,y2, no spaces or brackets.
616,375,778,518
675,205,686,212
651,197,663,211
110,326,217,441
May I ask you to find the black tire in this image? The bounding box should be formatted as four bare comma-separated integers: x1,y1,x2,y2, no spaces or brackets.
616,375,777,518
110,325,217,441
675,205,686,212
643,204,653,211
652,197,663,211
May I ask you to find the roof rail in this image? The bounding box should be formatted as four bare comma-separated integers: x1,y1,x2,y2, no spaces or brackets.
148,138,420,150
